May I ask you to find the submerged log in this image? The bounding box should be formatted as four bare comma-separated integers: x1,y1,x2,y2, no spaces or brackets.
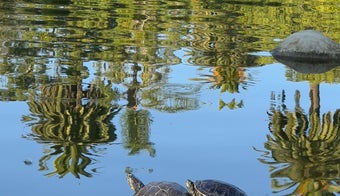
271,30,340,62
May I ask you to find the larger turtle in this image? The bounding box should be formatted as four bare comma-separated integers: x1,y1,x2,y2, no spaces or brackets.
186,179,247,196
126,173,189,196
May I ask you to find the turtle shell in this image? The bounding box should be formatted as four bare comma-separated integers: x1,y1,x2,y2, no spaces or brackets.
127,174,188,196
136,181,188,196
188,179,247,196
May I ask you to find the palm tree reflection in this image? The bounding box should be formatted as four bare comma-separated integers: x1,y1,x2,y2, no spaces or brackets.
23,83,121,178
119,62,155,157
260,60,340,195
121,108,155,157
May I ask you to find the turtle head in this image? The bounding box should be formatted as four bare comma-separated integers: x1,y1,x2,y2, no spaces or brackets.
185,179,196,195
126,173,144,193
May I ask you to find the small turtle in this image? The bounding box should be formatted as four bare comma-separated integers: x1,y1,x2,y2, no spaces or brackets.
127,173,189,196
186,179,247,196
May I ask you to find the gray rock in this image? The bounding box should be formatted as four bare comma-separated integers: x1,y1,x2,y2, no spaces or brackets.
271,30,340,62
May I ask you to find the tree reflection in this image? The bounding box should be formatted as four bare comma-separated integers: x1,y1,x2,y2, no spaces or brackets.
191,64,250,110
121,108,155,157
39,143,93,178
119,61,155,157
23,82,121,178
198,66,247,94
259,61,340,195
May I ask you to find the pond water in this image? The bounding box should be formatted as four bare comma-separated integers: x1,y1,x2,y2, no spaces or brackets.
1,0,340,195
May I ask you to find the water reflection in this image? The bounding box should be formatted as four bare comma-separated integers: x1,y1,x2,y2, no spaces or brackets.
142,83,201,112
0,1,339,194
279,60,340,74
259,61,340,195
191,66,248,110
23,83,121,178
121,108,155,157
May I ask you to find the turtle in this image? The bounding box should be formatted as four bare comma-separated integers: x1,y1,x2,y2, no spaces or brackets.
126,173,189,196
186,179,247,196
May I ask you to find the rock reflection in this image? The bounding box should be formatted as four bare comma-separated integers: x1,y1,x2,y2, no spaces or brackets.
23,83,121,178
275,59,340,74
259,61,340,195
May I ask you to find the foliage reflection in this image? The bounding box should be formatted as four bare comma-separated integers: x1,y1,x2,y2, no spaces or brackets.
0,0,339,184
121,108,155,157
259,63,340,195
23,83,121,178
